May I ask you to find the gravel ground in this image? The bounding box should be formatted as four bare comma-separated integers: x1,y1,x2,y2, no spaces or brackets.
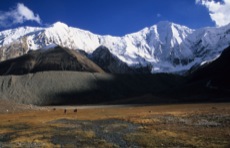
50,119,140,147
150,113,230,127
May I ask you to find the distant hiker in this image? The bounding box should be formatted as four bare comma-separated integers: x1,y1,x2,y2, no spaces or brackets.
74,109,78,113
64,109,67,114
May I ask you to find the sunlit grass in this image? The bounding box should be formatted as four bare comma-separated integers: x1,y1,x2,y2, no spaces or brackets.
0,103,229,147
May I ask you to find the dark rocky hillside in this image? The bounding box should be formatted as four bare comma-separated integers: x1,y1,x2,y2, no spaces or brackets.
169,46,230,100
0,46,104,75
190,46,230,89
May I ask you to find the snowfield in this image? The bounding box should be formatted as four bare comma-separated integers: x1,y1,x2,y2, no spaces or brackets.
1,21,230,73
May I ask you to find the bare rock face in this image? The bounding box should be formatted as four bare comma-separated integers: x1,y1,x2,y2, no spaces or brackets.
0,46,104,75
0,38,28,61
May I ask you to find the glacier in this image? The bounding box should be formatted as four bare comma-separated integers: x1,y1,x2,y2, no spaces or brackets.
0,21,230,74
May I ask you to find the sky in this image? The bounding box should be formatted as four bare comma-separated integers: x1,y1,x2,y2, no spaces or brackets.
0,0,229,36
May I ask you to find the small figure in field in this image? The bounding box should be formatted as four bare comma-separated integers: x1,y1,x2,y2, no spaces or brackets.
53,108,56,111
64,109,67,114
73,109,78,113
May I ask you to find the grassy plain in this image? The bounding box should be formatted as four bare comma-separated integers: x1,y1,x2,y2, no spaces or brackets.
0,103,230,147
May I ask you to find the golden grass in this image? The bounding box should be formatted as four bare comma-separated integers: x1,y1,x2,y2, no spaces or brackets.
0,103,229,147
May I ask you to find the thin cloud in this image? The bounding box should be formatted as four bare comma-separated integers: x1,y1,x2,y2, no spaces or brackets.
196,0,230,27
0,3,42,28
157,13,162,18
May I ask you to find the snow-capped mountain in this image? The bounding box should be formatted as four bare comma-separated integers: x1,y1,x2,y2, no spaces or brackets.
1,21,230,74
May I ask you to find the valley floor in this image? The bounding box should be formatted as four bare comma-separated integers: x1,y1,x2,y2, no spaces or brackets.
0,103,230,147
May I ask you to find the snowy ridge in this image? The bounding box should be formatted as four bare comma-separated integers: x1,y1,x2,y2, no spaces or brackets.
0,26,44,46
0,21,230,74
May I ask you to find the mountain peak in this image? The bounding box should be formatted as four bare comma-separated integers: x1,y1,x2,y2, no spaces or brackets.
51,21,69,29
156,21,173,26
155,21,191,30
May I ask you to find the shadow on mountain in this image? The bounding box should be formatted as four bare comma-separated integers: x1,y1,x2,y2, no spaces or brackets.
48,73,185,105
190,46,230,89
168,46,230,101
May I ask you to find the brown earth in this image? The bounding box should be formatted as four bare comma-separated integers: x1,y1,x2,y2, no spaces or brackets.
0,103,229,147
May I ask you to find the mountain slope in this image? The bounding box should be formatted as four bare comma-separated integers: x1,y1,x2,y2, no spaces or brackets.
165,46,230,100
1,46,230,105
90,46,151,74
190,46,230,90
1,21,230,74
0,46,104,75
0,71,185,105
